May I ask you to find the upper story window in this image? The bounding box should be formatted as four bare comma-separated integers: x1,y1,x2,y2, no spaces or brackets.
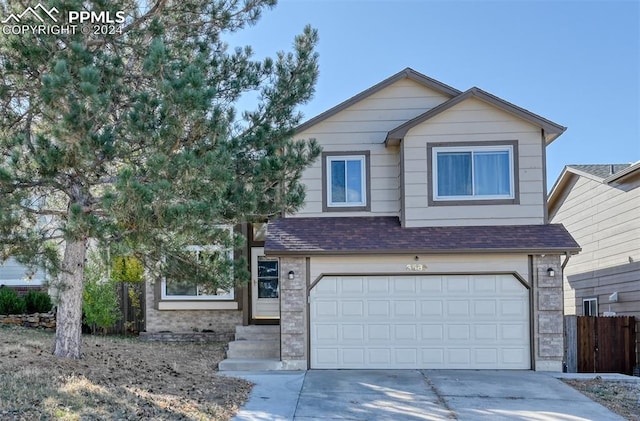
322,151,370,212
428,142,519,206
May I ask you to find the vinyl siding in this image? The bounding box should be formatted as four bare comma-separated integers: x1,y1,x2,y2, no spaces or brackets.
550,173,640,316
402,98,545,227
0,258,45,286
309,254,530,285
293,79,450,217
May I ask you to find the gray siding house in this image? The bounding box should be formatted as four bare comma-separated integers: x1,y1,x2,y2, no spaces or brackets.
548,162,640,363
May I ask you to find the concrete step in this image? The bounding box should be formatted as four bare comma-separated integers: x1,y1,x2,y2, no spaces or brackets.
234,325,280,341
227,339,280,359
218,358,283,371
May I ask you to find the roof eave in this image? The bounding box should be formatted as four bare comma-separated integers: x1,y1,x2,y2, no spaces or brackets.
265,247,581,256
604,161,640,183
385,87,566,145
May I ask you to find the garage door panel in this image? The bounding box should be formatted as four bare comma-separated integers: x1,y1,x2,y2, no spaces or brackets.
393,277,417,293
342,324,364,341
420,300,443,316
501,300,527,316
367,277,390,294
311,274,530,369
474,324,498,340
419,276,443,292
446,300,470,316
313,300,338,317
393,301,416,317
394,325,417,340
474,300,498,316
341,301,364,317
421,324,444,340
446,276,470,292
368,324,391,340
341,277,364,293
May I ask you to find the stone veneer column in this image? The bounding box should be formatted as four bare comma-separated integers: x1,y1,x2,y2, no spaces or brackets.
533,254,564,371
279,257,308,370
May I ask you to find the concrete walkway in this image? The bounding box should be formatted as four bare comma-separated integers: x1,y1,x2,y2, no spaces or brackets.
224,370,630,421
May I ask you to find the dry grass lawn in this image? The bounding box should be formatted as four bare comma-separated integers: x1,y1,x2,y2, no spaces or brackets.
0,325,251,420
563,377,640,421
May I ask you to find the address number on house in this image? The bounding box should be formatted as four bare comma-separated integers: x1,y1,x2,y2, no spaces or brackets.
405,264,428,272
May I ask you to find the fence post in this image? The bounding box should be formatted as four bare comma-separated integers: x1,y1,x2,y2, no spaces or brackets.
565,315,577,372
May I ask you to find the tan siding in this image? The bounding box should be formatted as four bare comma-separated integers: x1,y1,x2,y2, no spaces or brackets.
294,79,450,217
309,254,530,284
402,98,545,227
551,173,640,316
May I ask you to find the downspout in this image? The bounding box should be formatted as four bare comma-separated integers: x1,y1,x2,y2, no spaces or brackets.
561,252,572,270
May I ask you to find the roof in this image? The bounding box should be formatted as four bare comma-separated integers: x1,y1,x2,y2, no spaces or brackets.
265,216,580,255
294,68,461,134
566,164,632,180
385,87,567,146
548,161,640,217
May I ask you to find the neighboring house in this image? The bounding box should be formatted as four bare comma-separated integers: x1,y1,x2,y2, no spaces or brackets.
0,258,46,295
145,68,580,371
548,162,639,358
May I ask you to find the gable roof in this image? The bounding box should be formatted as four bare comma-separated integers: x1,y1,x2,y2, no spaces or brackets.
565,164,632,180
265,216,580,255
294,68,461,134
548,161,640,217
385,87,567,146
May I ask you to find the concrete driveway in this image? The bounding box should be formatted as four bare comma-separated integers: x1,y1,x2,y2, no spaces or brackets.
227,370,626,421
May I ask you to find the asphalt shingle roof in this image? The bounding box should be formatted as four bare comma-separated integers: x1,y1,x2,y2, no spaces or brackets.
567,164,631,179
265,217,580,255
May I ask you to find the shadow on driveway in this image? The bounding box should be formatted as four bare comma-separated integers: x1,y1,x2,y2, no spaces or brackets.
230,369,626,421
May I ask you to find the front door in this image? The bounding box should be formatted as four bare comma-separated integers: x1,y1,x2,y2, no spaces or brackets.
251,247,280,320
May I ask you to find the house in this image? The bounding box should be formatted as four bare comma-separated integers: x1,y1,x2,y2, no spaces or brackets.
144,68,580,371
0,258,46,295
548,162,640,361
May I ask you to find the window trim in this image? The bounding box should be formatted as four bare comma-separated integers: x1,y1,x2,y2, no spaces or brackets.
427,141,520,206
161,231,235,301
322,151,371,212
583,297,598,316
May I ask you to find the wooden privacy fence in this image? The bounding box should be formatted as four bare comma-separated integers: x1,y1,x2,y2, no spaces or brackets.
108,281,145,335
566,316,636,375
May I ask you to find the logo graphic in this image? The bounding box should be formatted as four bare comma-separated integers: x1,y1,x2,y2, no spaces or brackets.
1,3,59,24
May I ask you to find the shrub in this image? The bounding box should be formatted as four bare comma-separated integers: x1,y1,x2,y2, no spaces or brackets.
0,288,27,315
23,290,53,313
82,253,122,333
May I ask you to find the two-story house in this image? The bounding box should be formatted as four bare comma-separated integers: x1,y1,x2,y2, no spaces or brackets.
144,68,580,372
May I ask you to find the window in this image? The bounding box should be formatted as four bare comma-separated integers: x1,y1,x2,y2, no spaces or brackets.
322,152,370,211
327,155,366,207
583,298,598,316
162,246,234,301
431,144,515,202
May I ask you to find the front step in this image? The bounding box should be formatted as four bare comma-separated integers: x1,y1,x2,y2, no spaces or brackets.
218,358,283,371
218,325,282,371
235,325,280,341
227,339,279,359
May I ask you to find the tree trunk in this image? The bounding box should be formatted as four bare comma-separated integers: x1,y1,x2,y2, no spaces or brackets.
53,237,87,359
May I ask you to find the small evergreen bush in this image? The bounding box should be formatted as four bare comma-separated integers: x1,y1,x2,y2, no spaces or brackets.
23,290,53,313
0,288,27,315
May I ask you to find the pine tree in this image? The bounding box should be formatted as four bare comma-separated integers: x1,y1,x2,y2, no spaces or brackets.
0,0,320,358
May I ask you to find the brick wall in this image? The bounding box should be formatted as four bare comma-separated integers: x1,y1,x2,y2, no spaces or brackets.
279,257,307,370
144,280,241,338
533,254,564,371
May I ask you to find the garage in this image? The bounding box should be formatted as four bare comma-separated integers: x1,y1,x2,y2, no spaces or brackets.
310,274,530,369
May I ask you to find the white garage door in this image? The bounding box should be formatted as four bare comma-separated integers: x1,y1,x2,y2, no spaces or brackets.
310,274,530,369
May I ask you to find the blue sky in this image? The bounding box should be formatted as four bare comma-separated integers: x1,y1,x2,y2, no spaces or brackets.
227,0,639,188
